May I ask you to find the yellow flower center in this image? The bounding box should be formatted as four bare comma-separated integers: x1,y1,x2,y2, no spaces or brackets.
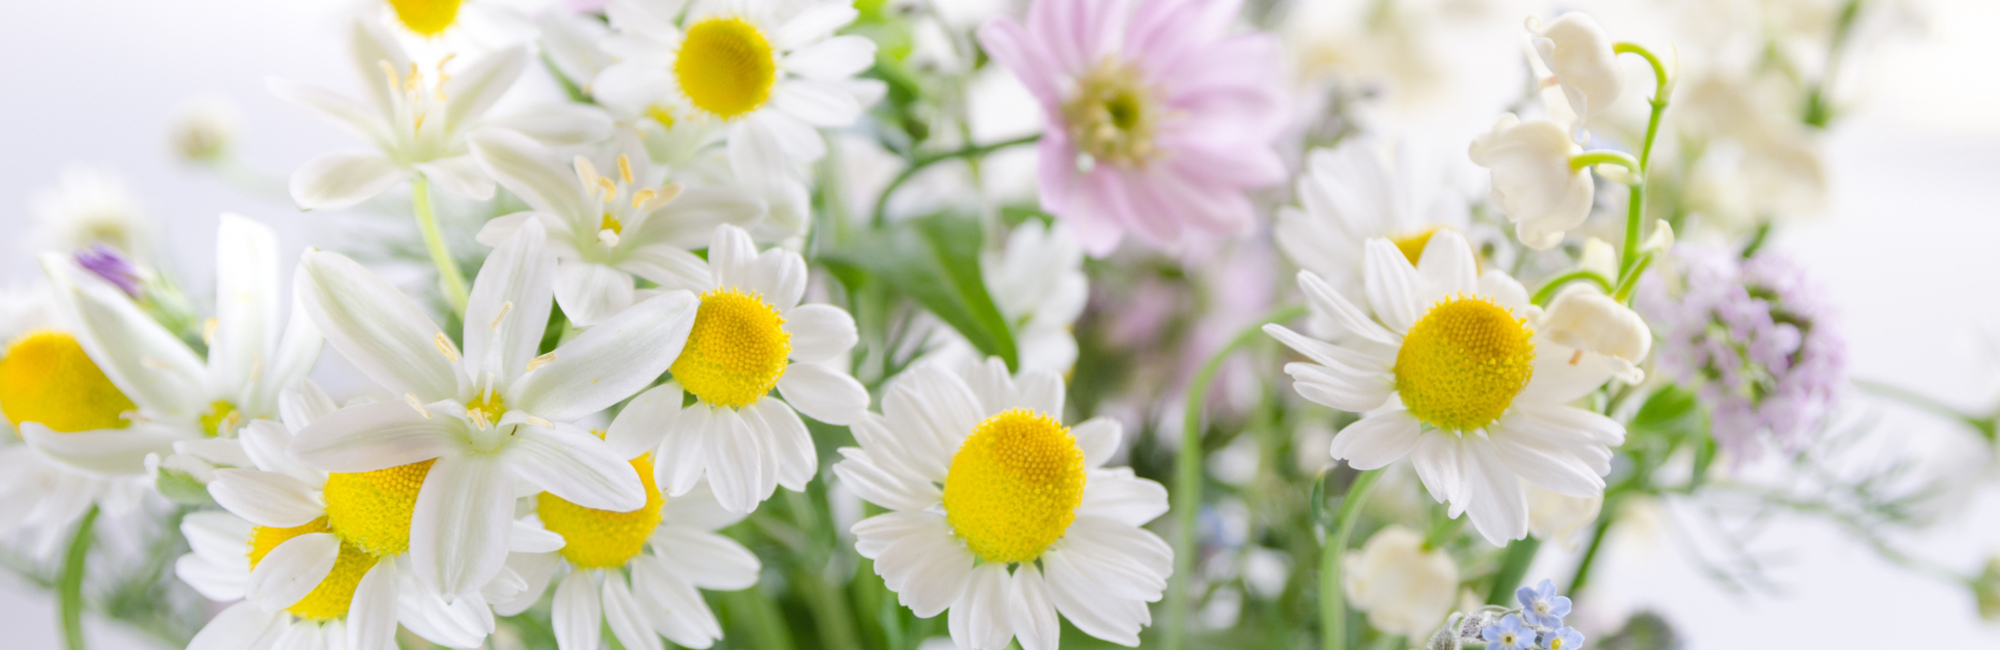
387,0,462,36
675,18,778,120
600,213,624,236
1393,295,1536,431
0,332,135,434
1390,228,1442,266
941,409,1087,564
537,453,665,568
247,516,378,621
1062,58,1159,168
466,390,505,430
321,459,436,557
200,400,242,438
646,105,678,129
671,288,790,408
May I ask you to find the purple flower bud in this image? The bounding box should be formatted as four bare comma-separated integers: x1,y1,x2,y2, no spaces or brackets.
75,244,143,298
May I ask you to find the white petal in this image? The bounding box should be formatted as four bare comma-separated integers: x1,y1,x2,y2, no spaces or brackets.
744,399,817,492
726,118,790,193
775,362,868,426
1363,239,1424,333
1461,438,1530,545
781,306,860,366
510,290,698,422
773,1,858,50
444,46,529,128
463,221,556,385
267,77,384,144
507,424,648,511
187,602,283,650
702,407,771,513
1077,468,1168,526
554,261,635,327
19,424,182,477
1329,411,1423,469
209,469,323,528
260,300,325,420
484,104,615,146
210,214,282,408
40,255,207,416
475,212,536,248
651,526,761,590
245,532,338,611
511,519,568,553
632,556,723,647
289,152,409,211
1042,550,1148,645
468,128,589,222
831,448,936,512
409,454,514,597
1410,433,1464,506
1296,271,1398,347
620,245,713,293
1071,418,1122,469
771,80,862,127
295,250,464,402
604,575,664,650
858,512,973,617
655,399,714,497
781,35,874,80
288,401,463,472
347,560,400,650
951,563,1015,650
1415,230,1479,296
606,383,682,459
1009,565,1061,650
553,569,603,650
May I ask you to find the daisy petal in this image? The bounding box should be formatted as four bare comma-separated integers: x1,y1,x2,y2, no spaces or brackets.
1329,411,1423,469
784,304,858,363
19,424,181,478
209,469,322,528
289,401,462,473
655,398,713,497
603,576,663,650
187,602,283,650
508,424,648,511
951,563,1015,650
210,214,281,406
1077,468,1168,526
776,362,869,426
651,526,761,589
746,399,817,492
552,569,602,650
632,555,724,647
1010,565,1062,650
346,560,400,650
703,408,769,513
771,80,862,127
1364,239,1424,333
605,383,682,460
245,532,338,611
1071,418,1122,468
782,35,875,80
409,454,514,597
773,1,859,50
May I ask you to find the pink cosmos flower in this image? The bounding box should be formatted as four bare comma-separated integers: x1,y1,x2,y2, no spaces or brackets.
978,0,1287,256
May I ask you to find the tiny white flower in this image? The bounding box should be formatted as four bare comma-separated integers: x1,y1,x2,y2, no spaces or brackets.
1468,114,1592,251
1540,285,1651,383
1344,525,1459,638
272,19,612,211
170,96,242,164
288,222,699,598
1528,12,1624,133
836,359,1173,649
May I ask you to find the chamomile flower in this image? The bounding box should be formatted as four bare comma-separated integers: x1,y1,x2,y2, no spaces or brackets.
274,19,611,211
1265,231,1626,545
593,0,884,194
641,224,868,513
836,359,1173,649
499,392,760,650
467,128,765,326
19,214,320,479
287,223,698,598
1275,138,1471,304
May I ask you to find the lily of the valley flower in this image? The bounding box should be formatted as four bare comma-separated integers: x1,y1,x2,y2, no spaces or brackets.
1529,12,1623,133
1468,114,1591,250
288,222,698,598
1540,285,1651,383
468,128,764,326
274,19,611,211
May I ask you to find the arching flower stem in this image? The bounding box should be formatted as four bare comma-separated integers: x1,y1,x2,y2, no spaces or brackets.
870,133,1041,227
410,175,470,315
1322,469,1382,650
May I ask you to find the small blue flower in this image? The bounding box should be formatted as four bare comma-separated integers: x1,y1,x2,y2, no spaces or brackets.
1543,626,1585,650
1516,579,1573,629
1481,614,1535,650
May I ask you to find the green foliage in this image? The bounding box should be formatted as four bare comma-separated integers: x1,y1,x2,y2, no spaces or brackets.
822,213,1020,372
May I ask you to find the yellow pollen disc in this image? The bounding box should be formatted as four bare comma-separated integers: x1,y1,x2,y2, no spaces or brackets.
0,332,135,434
537,453,665,568
941,409,1087,564
1391,228,1442,266
387,0,462,36
671,288,790,408
1393,295,1536,432
200,400,242,438
674,18,778,120
600,213,624,235
1062,59,1159,167
247,516,378,621
322,459,435,556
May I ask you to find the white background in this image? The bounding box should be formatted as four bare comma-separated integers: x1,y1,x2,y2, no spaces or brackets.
1,0,1997,647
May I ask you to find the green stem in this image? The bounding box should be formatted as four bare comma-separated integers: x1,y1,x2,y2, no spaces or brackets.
58,505,99,650
1855,379,1998,444
785,492,860,650
870,134,1039,227
1484,537,1542,606
1568,150,1640,173
1322,470,1383,650
1566,509,1616,599
1617,180,1647,283
1610,41,1672,284
1530,271,1615,306
1611,252,1655,303
411,176,470,316
1166,303,1309,650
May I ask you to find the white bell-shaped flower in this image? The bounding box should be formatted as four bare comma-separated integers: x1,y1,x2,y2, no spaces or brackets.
1540,284,1652,383
1469,114,1593,250
1529,12,1624,132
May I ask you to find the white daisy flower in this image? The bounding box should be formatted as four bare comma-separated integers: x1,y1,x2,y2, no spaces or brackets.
370,0,538,60
497,394,760,650
1265,230,1627,545
178,381,552,650
30,166,148,260
835,359,1173,649
467,128,766,326
287,222,698,598
18,214,320,480
593,0,884,194
1275,138,1471,302
273,18,611,211
640,224,869,514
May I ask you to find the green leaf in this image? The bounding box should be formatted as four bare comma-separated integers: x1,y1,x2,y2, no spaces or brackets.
1630,384,1699,436
822,213,1020,371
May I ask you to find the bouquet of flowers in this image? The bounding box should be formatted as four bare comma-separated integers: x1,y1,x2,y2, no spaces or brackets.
4,0,1992,648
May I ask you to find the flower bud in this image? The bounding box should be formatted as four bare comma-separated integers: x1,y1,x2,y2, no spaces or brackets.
1541,284,1652,383
1469,114,1592,250
1528,13,1624,131
169,97,240,164
1580,237,1618,279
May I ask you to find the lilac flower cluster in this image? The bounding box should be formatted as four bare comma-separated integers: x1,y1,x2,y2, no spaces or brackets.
1638,244,1846,457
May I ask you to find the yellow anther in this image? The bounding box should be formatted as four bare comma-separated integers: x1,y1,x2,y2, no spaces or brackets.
1394,295,1536,431
466,390,504,430
629,189,656,210
538,453,665,568
322,459,435,557
379,60,402,89
0,331,136,434
616,154,634,185
671,288,790,408
404,393,432,419
490,301,514,331
247,516,378,621
200,400,242,438
433,332,460,362
597,177,618,202
202,318,220,347
942,409,1086,564
526,352,556,372
646,105,677,129
675,18,779,120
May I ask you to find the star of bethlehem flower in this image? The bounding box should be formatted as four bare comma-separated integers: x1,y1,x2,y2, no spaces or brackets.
978,0,1288,255
287,221,699,599
179,381,555,650
274,18,611,211
1276,137,1472,309
636,224,868,514
835,359,1173,649
1265,231,1627,545
15,214,320,485
499,396,760,650
468,128,767,326
1344,525,1460,638
593,0,883,197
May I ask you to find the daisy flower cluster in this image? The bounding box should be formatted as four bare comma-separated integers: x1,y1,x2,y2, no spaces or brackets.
0,0,1970,648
